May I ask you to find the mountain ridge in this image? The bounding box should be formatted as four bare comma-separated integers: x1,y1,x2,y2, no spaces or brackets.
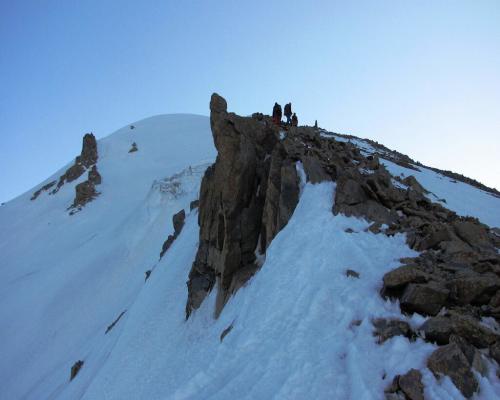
1,96,500,399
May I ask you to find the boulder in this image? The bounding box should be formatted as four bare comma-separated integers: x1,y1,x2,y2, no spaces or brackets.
128,142,138,153
336,177,367,206
382,265,428,291
70,360,84,381
302,155,331,183
398,369,425,400
427,343,478,398
346,269,360,279
72,180,98,208
400,283,449,316
372,318,414,343
160,209,186,259
452,220,492,251
385,369,424,400
447,272,500,305
419,314,499,348
402,175,428,194
418,226,453,250
172,209,186,236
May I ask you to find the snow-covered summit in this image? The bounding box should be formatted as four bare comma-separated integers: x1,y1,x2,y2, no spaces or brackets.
1,103,500,400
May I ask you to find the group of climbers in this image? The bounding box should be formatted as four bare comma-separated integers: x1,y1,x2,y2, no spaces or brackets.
272,102,298,127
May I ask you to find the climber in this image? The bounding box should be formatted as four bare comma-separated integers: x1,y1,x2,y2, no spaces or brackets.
284,103,292,125
272,102,282,125
291,113,298,127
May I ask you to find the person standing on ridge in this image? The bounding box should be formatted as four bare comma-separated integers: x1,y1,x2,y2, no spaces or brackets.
272,102,282,125
291,113,298,127
284,103,292,125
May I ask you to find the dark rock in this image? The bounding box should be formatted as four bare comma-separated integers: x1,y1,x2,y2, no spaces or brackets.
419,313,499,348
346,269,360,279
400,283,449,316
70,360,84,381
159,235,175,258
398,369,425,400
128,142,138,153
186,94,304,318
402,175,428,194
372,318,414,343
302,155,331,183
337,199,396,225
336,177,367,206
453,220,491,250
427,343,478,398
261,149,300,250
72,179,99,209
190,200,199,210
173,209,185,236
490,342,500,364
144,270,151,281
160,209,186,259
105,310,126,334
447,272,500,305
220,323,233,342
53,133,98,194
79,133,98,167
31,180,56,200
417,226,453,250
368,222,383,234
88,165,101,185
385,369,424,400
382,265,428,294
449,334,476,365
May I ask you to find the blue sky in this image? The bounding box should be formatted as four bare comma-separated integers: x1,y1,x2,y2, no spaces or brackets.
1,0,499,202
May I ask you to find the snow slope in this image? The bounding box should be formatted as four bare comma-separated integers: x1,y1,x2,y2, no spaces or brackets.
0,114,215,400
1,116,500,400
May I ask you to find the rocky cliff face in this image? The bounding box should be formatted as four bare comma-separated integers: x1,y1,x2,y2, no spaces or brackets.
186,94,300,317
54,133,98,193
186,94,500,398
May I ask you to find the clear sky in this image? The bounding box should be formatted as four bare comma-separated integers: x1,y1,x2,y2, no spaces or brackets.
1,0,499,203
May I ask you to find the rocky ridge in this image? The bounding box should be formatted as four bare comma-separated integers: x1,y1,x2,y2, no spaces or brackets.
30,133,102,213
186,94,500,398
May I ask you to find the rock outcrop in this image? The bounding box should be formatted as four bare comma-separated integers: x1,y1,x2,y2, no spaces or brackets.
129,142,138,153
31,133,102,211
70,360,84,381
186,94,304,318
31,180,56,200
53,133,98,194
184,93,500,397
159,209,186,259
385,368,424,400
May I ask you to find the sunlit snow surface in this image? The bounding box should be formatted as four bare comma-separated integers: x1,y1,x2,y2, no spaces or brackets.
1,118,500,399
